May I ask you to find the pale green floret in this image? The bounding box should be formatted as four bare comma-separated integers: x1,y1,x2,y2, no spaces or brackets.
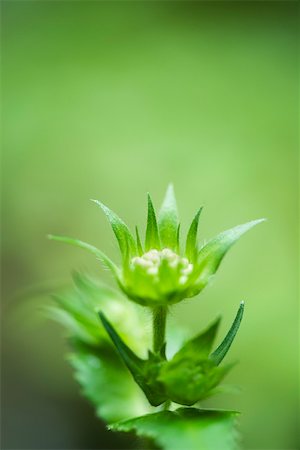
130,248,194,286
120,247,195,306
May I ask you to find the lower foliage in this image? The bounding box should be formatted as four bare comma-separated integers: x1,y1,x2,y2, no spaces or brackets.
49,273,240,449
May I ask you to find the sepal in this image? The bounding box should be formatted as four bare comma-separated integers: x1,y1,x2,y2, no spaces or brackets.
92,199,137,258
158,318,226,405
185,207,203,262
190,219,265,295
99,312,167,406
158,184,179,250
145,194,161,251
47,235,119,278
210,302,244,365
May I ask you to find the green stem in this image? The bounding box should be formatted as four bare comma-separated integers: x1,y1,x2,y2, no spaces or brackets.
152,306,170,411
152,306,167,354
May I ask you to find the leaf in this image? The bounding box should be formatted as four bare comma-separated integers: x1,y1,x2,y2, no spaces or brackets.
171,316,221,361
69,347,149,423
99,311,145,373
47,235,119,276
185,207,203,262
110,407,240,450
158,184,179,250
158,318,227,405
193,219,265,290
91,200,137,257
210,302,244,365
49,273,151,422
145,194,161,251
99,312,167,406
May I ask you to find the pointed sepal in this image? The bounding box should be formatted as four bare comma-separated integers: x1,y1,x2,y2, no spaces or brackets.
92,200,137,258
158,184,179,250
47,235,119,277
99,312,167,406
145,194,161,251
185,207,203,262
192,219,265,293
135,226,144,256
158,317,228,405
171,316,221,361
210,302,244,365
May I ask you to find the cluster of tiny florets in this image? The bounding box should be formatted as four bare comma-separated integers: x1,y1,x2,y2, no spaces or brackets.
131,248,193,285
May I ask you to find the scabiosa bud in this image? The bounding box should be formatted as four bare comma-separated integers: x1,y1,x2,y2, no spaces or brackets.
122,248,194,306
48,185,264,307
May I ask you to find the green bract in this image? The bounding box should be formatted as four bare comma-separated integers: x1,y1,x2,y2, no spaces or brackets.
98,302,244,406
48,184,264,307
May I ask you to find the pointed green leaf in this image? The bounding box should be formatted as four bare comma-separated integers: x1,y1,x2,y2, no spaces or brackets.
158,318,223,405
172,316,221,361
99,311,144,372
110,407,240,450
47,235,119,276
99,312,167,406
92,200,137,257
135,226,144,256
193,219,265,288
158,184,179,249
210,302,244,365
185,207,203,262
145,194,161,251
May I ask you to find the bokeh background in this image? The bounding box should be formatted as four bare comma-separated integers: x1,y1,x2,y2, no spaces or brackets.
2,1,298,449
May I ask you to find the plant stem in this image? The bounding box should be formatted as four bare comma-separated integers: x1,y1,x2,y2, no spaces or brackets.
152,306,167,354
153,306,170,412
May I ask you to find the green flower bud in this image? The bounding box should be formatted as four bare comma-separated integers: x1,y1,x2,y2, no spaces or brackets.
120,248,194,306
48,184,264,308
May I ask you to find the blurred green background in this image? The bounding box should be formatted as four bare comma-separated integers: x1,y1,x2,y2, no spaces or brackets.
2,1,298,449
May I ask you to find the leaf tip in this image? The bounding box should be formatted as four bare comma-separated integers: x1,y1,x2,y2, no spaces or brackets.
250,218,267,227
91,198,105,209
166,182,175,194
98,310,108,329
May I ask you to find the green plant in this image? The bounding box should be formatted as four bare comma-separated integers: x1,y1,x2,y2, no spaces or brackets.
48,186,264,449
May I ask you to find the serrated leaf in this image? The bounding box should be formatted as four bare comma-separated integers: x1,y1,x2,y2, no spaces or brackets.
193,219,265,290
47,235,119,276
158,184,179,250
185,207,203,262
49,273,152,422
69,347,149,423
210,302,244,365
145,194,161,251
91,200,137,258
99,312,167,406
110,407,240,450
50,273,148,350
